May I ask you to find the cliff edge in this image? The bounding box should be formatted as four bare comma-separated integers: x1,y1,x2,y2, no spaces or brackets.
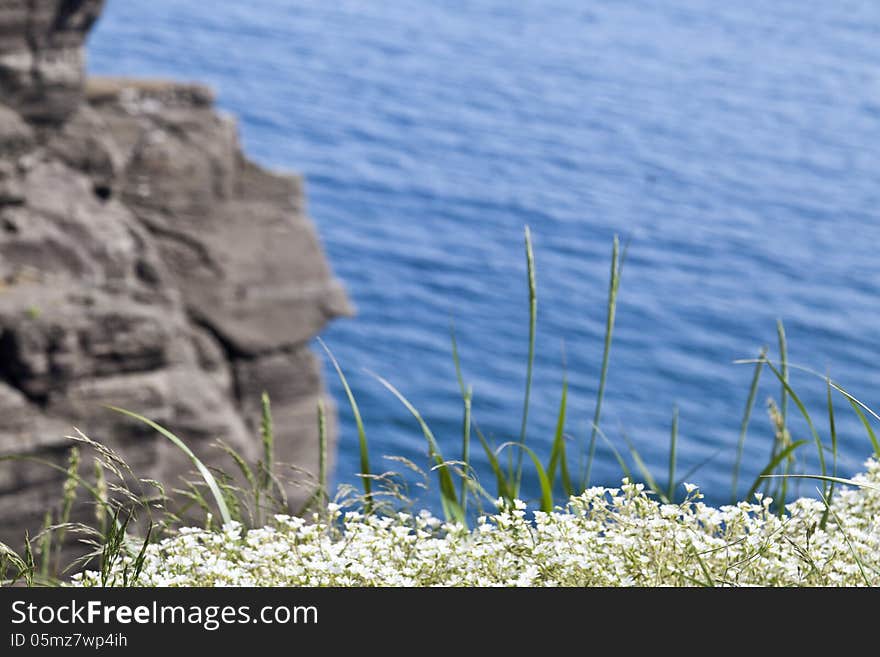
0,0,352,542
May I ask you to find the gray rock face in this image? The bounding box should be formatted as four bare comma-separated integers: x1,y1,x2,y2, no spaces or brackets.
0,0,105,124
0,1,352,546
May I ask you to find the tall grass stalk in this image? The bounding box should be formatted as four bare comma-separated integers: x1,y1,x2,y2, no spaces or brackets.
94,460,108,536
38,510,52,580
460,388,473,513
513,226,538,495
449,323,473,513
22,533,35,587
731,348,766,503
777,319,789,445
255,392,274,524
666,406,679,502
318,338,373,514
546,373,572,497
820,377,838,528
317,398,328,510
776,320,793,506
584,235,623,488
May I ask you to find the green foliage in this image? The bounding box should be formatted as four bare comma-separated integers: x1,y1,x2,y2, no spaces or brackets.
7,228,880,589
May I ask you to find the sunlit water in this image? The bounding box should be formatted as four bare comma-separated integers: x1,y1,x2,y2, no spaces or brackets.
89,0,880,507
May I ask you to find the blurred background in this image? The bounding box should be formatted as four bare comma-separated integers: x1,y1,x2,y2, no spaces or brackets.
89,0,880,507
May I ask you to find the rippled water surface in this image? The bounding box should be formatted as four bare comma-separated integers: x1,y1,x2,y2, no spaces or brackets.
89,1,880,505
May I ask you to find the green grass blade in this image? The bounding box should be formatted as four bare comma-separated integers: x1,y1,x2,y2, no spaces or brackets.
474,423,512,502
735,359,880,459
178,485,214,525
762,473,880,492
621,430,666,502
373,374,465,524
738,359,875,413
547,374,572,497
745,439,808,501
731,348,766,503
593,423,633,483
317,398,328,510
849,399,880,457
514,225,538,494
54,446,80,575
690,543,716,587
498,442,554,513
0,455,112,518
107,406,232,526
39,510,52,580
777,319,789,436
460,386,473,513
773,321,790,505
677,447,724,489
0,542,29,586
585,235,622,487
214,440,257,525
759,359,827,490
130,522,153,586
23,531,35,587
818,490,871,586
450,320,466,398
666,405,679,503
259,392,274,492
777,454,789,517
214,440,257,495
820,377,839,527
318,338,373,513
449,322,474,512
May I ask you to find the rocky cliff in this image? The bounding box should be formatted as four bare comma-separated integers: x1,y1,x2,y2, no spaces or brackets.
0,0,351,544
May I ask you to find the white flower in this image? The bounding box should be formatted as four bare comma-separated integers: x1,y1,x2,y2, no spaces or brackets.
72,457,880,588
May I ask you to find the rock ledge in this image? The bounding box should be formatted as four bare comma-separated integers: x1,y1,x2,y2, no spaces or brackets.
0,0,351,542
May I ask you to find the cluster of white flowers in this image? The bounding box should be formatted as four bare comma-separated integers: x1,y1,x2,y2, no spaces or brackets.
73,459,880,587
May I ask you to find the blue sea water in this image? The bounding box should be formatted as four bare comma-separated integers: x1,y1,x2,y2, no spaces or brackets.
88,1,880,507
